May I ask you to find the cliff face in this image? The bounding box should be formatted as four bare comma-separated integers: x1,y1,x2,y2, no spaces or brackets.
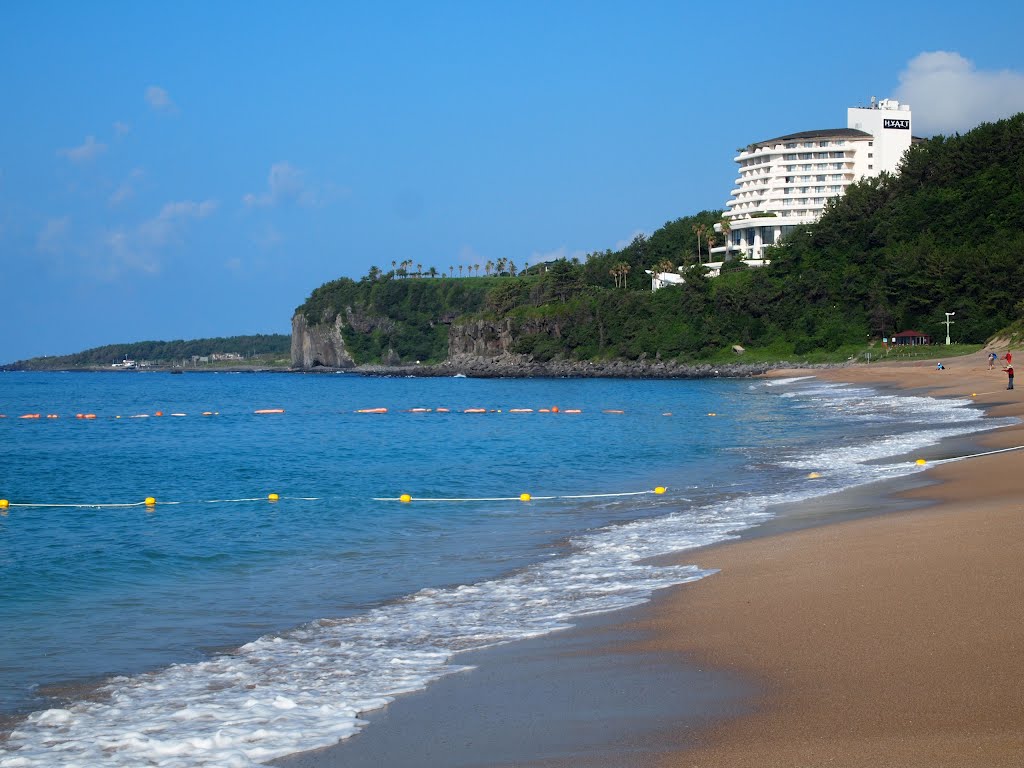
290,314,355,369
447,317,516,358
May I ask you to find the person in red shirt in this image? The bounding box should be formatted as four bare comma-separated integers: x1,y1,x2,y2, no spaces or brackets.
1003,350,1013,365
1005,363,1014,390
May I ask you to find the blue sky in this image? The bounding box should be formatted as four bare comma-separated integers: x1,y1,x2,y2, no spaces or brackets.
3,1,1024,363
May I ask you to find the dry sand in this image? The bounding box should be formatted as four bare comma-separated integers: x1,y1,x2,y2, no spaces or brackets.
635,351,1024,767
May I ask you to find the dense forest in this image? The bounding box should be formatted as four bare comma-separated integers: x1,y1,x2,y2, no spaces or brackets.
294,113,1024,364
7,335,291,369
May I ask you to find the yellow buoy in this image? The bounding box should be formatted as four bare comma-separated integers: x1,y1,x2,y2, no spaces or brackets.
654,486,666,495
268,493,280,502
915,459,927,466
707,412,717,417
807,472,822,479
144,497,156,506
399,494,412,503
0,499,9,510
972,393,977,397
520,493,531,502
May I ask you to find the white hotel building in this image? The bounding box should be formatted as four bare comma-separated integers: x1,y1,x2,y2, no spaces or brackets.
709,97,913,263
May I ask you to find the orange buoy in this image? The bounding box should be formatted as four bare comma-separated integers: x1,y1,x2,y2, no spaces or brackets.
552,406,559,413
154,411,163,417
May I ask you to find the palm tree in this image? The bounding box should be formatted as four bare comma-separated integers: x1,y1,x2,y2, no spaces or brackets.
620,262,630,288
416,262,423,278
692,224,706,264
449,265,454,278
429,266,437,279
610,265,620,288
509,260,517,276
391,259,397,275
496,258,507,275
485,260,493,276
706,233,717,260
474,263,480,276
718,218,731,258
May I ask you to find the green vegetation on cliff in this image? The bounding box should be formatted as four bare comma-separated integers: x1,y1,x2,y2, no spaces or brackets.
296,113,1024,365
7,335,291,370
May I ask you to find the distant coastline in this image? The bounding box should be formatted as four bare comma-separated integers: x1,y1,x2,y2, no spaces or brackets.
4,358,833,379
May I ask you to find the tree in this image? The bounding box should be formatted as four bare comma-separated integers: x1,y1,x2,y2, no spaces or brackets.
692,223,706,264
449,265,454,277
485,260,494,276
429,266,438,279
509,260,517,276
458,265,464,277
416,263,423,278
718,218,732,258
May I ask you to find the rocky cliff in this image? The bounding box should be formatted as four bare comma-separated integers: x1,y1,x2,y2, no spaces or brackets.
290,314,355,369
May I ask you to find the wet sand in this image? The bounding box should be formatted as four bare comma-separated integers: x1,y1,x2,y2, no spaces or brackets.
638,351,1024,767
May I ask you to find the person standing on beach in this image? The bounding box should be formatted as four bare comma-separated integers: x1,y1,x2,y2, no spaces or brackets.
1005,350,1013,365
1005,363,1014,390
989,352,998,369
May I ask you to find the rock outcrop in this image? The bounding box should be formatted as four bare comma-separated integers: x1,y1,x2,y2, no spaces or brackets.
290,314,355,369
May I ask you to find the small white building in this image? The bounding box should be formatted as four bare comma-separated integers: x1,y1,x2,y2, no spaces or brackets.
711,97,913,262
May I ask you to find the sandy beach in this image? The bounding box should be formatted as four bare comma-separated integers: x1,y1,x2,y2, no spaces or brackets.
270,350,1024,768
632,350,1024,767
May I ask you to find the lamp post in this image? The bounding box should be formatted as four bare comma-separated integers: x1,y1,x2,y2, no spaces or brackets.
944,312,956,345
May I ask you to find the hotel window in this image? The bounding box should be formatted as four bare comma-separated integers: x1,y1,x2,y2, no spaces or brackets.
816,175,825,181
868,153,873,158
818,141,829,147
868,165,874,170
868,141,873,146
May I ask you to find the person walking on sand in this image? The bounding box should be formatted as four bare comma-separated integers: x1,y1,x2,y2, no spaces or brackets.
989,352,998,369
1005,363,1014,390
1004,350,1013,366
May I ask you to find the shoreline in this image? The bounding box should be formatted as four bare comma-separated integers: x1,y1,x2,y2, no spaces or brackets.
633,351,1024,767
269,350,1020,767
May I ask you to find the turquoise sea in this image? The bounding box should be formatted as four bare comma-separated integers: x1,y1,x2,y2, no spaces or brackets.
0,371,1008,766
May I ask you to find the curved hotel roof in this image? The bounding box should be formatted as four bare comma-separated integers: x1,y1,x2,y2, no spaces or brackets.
745,127,873,152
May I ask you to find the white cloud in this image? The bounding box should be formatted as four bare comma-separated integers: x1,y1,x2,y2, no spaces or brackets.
101,199,218,278
145,85,177,113
243,162,318,207
109,168,144,206
894,51,1024,136
137,200,218,247
58,135,107,163
37,217,71,254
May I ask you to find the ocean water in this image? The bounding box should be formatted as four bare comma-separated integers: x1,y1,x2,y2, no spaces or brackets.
0,371,1010,766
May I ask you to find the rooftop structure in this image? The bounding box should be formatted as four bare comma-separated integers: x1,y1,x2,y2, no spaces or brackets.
711,97,913,262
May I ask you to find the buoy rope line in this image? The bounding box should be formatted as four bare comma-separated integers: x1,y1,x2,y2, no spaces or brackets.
373,489,660,503
0,489,664,511
0,408,724,420
925,443,1024,466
